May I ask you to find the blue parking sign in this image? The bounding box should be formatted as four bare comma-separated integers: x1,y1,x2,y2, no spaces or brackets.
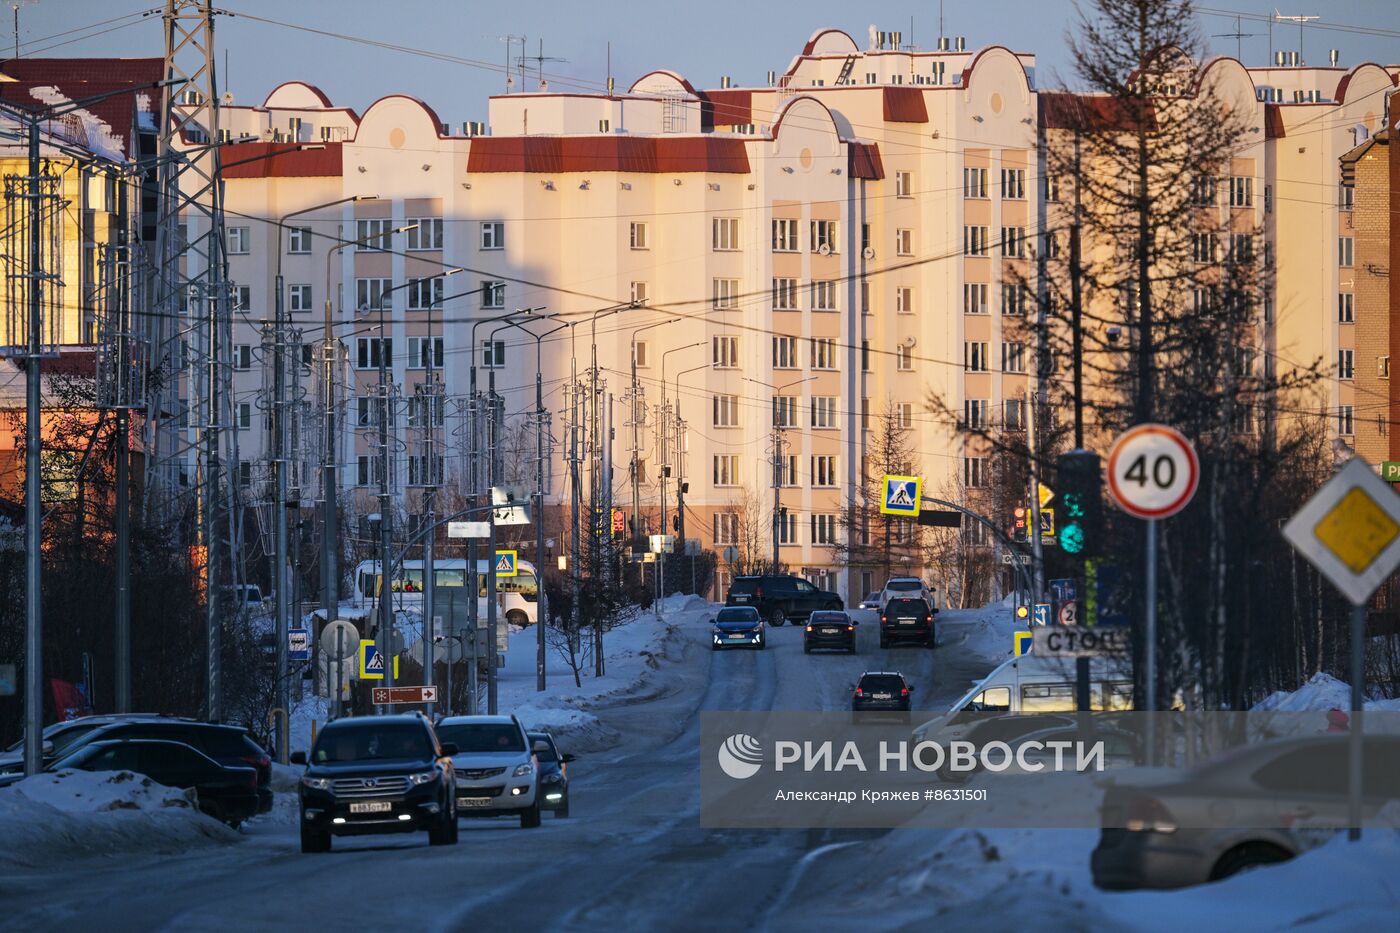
879,474,922,518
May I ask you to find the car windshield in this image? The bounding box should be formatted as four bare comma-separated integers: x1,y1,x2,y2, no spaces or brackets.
811,612,847,624
728,579,758,595
860,675,905,692
529,735,557,762
887,580,922,591
716,608,759,623
888,600,927,614
312,724,433,763
435,722,526,754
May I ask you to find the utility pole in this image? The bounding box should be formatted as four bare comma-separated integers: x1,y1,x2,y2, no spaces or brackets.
21,111,43,775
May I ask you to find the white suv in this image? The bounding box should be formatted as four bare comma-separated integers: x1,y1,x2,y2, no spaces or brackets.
879,577,934,610
434,714,541,828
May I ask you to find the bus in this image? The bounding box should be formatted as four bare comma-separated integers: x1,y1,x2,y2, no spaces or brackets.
351,558,541,627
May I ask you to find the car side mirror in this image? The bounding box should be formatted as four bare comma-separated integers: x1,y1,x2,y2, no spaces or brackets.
560,753,577,764
289,751,307,766
532,740,551,754
440,743,459,757
41,741,54,756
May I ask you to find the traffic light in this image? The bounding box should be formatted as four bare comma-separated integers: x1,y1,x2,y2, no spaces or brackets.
1055,450,1103,557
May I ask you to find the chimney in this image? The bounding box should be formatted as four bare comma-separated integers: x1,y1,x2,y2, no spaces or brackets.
955,36,966,51
891,31,902,49
720,75,732,89
937,37,949,51
1329,49,1340,66
1274,51,1286,66
766,70,776,86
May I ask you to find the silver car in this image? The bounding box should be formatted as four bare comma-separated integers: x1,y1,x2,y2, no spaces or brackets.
434,715,541,828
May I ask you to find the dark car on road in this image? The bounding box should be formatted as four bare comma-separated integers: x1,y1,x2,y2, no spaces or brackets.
804,610,857,654
880,597,936,649
712,606,766,650
725,575,842,626
46,738,261,826
852,671,913,718
528,731,575,818
292,713,458,853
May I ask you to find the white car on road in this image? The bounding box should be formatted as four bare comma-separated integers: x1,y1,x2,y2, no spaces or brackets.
434,715,541,828
879,577,935,610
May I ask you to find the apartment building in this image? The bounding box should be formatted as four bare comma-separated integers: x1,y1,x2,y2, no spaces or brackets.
183,30,1395,602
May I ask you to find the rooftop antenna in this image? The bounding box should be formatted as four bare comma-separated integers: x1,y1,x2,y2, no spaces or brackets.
519,38,566,91
1275,10,1319,64
500,34,525,94
1212,14,1258,62
9,0,36,60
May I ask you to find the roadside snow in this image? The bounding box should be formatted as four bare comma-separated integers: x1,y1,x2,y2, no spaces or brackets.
0,770,236,869
937,603,1026,665
1254,671,1400,713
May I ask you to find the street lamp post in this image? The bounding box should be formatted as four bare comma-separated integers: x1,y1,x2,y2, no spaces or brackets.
673,363,708,594
656,342,704,614
628,318,678,553
746,375,815,575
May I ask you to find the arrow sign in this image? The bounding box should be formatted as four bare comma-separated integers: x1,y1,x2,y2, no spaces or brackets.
372,685,439,705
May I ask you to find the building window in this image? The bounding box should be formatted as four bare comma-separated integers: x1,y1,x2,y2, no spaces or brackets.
964,399,988,429
773,336,798,369
1045,174,1061,202
238,461,253,488
355,337,392,369
407,455,444,486
772,218,799,252
963,226,989,257
713,454,739,487
227,226,250,254
1338,349,1354,380
481,280,506,309
288,226,312,253
861,341,871,371
896,286,914,314
1339,184,1354,211
1228,176,1253,208
629,222,649,250
773,277,799,311
406,218,444,251
1046,231,1062,259
811,456,837,487
406,276,445,310
811,280,837,311
713,394,741,428
776,510,798,545
1229,233,1254,264
1337,405,1354,436
288,284,313,313
1001,226,1027,258
713,335,739,369
356,455,384,487
355,277,392,312
1004,398,1026,431
1380,356,1391,379
810,220,838,253
897,402,914,429
481,340,505,368
1191,175,1216,206
1339,292,1354,323
964,456,986,488
480,221,505,250
712,278,740,310
1001,167,1025,199
1002,341,1026,374
895,170,913,197
965,341,989,372
1001,282,1027,316
811,513,837,545
237,402,252,430
963,283,988,315
897,345,915,371
407,336,444,369
355,396,379,428
231,285,251,312
861,397,870,431
810,337,838,370
1339,237,1354,267
810,396,838,428
355,219,391,251
963,166,988,198
714,512,739,545
233,344,253,371
773,395,798,427
712,217,740,251
408,397,444,430
896,228,913,256
1191,233,1217,264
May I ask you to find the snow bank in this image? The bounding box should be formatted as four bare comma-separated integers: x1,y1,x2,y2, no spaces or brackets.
0,770,237,868
655,592,710,613
1254,671,1400,713
937,603,1026,664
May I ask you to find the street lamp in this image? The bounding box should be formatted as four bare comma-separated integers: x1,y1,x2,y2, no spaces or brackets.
673,362,709,596
746,375,816,573
628,318,679,548
655,342,704,613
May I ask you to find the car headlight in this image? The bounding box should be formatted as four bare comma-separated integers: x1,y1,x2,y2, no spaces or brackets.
513,763,534,778
408,770,439,785
301,775,332,791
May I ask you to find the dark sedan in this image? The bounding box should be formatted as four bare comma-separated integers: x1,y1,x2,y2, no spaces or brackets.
880,597,936,649
804,610,857,654
528,731,576,818
712,607,766,650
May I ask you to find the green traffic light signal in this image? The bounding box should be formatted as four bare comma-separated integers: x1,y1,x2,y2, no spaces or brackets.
1060,522,1086,554
1055,450,1102,556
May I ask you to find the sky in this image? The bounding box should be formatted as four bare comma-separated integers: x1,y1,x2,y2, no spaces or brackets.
15,1,1400,125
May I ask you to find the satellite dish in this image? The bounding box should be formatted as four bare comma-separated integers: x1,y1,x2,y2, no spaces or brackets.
818,243,832,256
320,620,359,660
863,247,876,260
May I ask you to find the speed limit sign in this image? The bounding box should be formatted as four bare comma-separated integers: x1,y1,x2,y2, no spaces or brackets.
1107,424,1199,519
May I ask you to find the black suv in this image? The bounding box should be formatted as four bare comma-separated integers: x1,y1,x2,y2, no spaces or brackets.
292,713,458,853
726,575,842,626
852,671,912,717
880,597,936,648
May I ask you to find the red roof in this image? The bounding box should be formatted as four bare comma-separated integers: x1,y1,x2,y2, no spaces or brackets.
882,86,928,123
1264,104,1286,139
0,57,164,159
467,136,751,174
701,89,753,128
220,141,344,178
1038,91,1157,132
848,141,885,180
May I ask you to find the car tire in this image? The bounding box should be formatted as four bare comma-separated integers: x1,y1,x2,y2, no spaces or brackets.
1211,843,1292,880
848,643,857,655
557,800,570,819
879,635,888,649
429,814,455,846
520,799,542,829
769,608,786,627
300,824,331,853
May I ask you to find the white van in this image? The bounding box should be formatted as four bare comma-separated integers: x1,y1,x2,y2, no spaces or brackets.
911,653,1134,743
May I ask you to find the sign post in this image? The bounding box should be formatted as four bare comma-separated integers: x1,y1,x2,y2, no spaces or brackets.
1106,424,1200,765
1283,457,1400,841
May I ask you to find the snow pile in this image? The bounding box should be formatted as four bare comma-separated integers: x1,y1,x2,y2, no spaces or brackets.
0,770,237,869
938,604,1026,664
1254,672,1400,713
655,592,710,613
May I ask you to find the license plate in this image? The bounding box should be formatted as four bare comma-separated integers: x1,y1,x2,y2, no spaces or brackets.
733,596,748,602
873,692,892,699
349,801,392,814
728,634,748,639
898,618,916,625
821,627,840,634
459,797,492,808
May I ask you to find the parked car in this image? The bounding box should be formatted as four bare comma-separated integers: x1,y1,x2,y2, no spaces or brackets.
858,593,882,611
43,738,260,827
1091,735,1400,890
804,610,857,654
852,671,912,719
725,575,842,626
0,714,172,772
527,731,575,818
712,606,766,650
293,713,457,852
880,597,936,648
434,715,541,828
879,577,935,610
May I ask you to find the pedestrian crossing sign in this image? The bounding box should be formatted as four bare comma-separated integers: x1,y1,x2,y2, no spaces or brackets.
359,640,399,680
494,549,518,577
880,474,922,517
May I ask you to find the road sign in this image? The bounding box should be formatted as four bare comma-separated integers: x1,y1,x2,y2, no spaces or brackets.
447,521,490,539
1107,424,1200,519
684,538,702,556
1032,603,1051,626
371,685,438,705
1014,631,1034,657
1032,626,1128,657
722,546,739,564
320,620,359,660
1039,508,1055,537
0,663,14,697
1038,482,1055,509
1283,457,1400,606
917,509,961,528
649,534,676,554
288,629,310,662
880,474,922,518
1384,462,1400,483
494,550,518,577
359,640,400,680
1049,578,1077,603
1000,550,1015,565
492,504,531,526
1058,601,1078,625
